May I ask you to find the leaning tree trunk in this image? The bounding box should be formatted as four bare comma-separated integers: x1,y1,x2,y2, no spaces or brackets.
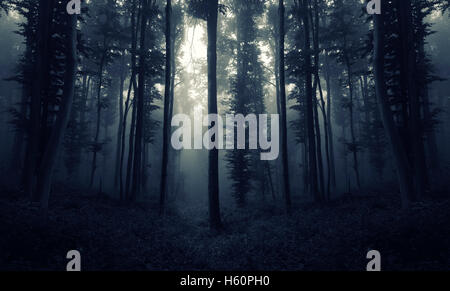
207,0,222,230
38,13,77,213
279,0,292,212
160,0,172,215
373,5,411,209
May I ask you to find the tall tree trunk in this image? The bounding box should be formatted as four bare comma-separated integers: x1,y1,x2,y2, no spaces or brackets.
119,77,135,201
168,23,178,198
419,34,438,172
25,0,53,201
373,6,411,209
317,76,331,200
313,77,325,199
160,0,172,215
279,0,292,212
312,0,326,199
38,14,77,213
125,84,137,199
114,55,126,190
324,59,337,190
79,75,91,182
142,142,148,191
130,0,148,202
417,34,438,172
302,0,320,202
12,31,34,178
312,0,331,200
10,86,28,176
344,51,361,191
122,0,138,201
207,0,222,230
89,49,106,188
398,0,427,199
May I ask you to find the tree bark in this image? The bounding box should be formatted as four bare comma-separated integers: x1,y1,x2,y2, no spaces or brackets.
279,0,292,212
25,0,53,201
313,77,325,199
89,48,106,188
119,76,135,201
311,0,326,200
324,59,336,190
38,14,77,213
114,54,126,190
160,0,172,215
419,34,438,172
130,0,148,201
207,0,222,230
125,82,137,199
122,0,138,201
316,75,331,200
302,0,320,203
344,51,361,191
373,6,411,209
398,0,427,199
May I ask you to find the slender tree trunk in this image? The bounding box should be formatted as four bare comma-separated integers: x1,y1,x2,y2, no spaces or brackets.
160,0,172,215
130,0,148,202
79,75,90,183
10,87,28,176
417,38,438,172
324,59,336,190
207,0,222,230
89,50,106,188
344,52,361,191
302,0,320,203
25,0,53,201
316,76,331,200
142,142,148,191
313,77,325,198
12,33,34,178
279,0,292,212
422,88,439,171
168,12,177,198
121,0,138,201
303,143,309,193
114,55,126,190
373,7,411,209
125,84,137,199
119,76,134,201
38,14,77,213
311,0,326,200
398,0,427,199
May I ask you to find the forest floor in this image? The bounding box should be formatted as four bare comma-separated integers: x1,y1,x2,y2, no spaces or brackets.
0,187,449,271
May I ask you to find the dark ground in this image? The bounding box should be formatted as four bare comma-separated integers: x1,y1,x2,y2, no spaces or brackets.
0,188,449,271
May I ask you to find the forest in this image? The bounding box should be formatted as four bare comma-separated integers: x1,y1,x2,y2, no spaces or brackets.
0,0,449,271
